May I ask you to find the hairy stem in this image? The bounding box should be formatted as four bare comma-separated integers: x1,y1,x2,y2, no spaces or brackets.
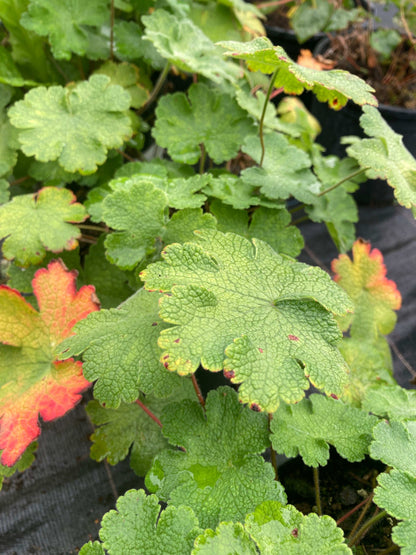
347,491,374,543
191,374,205,408
317,167,369,197
349,509,387,548
313,467,322,516
259,68,279,167
268,413,279,481
199,144,207,175
336,495,370,526
138,63,171,115
77,223,107,233
136,399,162,428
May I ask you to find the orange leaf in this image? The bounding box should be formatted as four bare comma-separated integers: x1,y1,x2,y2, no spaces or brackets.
0,260,100,466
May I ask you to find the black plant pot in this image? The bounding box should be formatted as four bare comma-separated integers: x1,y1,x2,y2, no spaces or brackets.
309,36,416,205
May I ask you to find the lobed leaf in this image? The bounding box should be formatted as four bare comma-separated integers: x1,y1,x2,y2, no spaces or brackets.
192,522,257,554
0,260,99,465
141,230,352,412
370,420,416,475
363,384,416,421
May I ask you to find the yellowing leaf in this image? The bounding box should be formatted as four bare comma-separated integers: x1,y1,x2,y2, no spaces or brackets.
0,260,99,466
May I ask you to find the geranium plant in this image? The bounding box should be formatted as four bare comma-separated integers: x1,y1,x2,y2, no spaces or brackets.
0,1,415,553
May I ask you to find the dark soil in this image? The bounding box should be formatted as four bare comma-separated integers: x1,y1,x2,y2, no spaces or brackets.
318,26,416,108
278,450,399,552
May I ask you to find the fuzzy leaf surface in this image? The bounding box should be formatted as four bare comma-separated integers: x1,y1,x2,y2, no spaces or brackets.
270,394,377,467
332,239,401,339
141,230,352,412
363,385,416,421
219,37,377,109
374,470,416,555
153,83,255,165
245,500,352,554
143,10,234,83
202,174,261,210
0,187,86,266
146,387,286,529
8,75,132,173
93,61,150,109
20,0,109,60
0,109,19,178
241,133,320,203
94,489,201,555
345,105,416,209
192,522,257,554
86,379,194,476
0,260,99,465
370,420,416,475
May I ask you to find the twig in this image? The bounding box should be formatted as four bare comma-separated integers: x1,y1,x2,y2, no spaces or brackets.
136,399,162,428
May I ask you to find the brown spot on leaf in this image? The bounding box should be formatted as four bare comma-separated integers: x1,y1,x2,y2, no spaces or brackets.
291,528,298,538
250,403,261,412
162,355,169,360
288,335,299,341
152,322,158,326
224,369,235,379
258,347,264,353
330,393,338,400
173,338,180,343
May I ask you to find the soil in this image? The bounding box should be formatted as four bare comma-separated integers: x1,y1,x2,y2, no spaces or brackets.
317,26,416,108
278,451,399,553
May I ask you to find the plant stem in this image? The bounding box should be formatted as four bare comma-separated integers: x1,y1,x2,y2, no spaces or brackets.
313,467,322,516
110,0,115,60
191,374,205,408
77,223,107,233
256,0,294,9
317,167,369,197
348,510,388,547
291,215,310,226
268,413,279,481
117,149,137,162
259,68,279,167
336,495,370,526
378,544,400,555
199,144,207,175
138,63,171,115
9,176,30,186
347,491,374,544
136,399,162,428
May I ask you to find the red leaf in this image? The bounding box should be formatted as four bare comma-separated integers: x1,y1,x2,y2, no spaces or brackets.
0,260,100,466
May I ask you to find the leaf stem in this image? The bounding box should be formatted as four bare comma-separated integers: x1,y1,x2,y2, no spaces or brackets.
199,144,207,175
336,495,370,526
348,509,388,547
110,0,115,60
138,62,171,115
291,215,310,226
136,399,162,428
268,413,279,481
9,176,30,186
191,374,205,408
77,223,107,233
313,467,322,516
117,149,137,162
259,67,279,167
317,167,369,197
347,491,375,544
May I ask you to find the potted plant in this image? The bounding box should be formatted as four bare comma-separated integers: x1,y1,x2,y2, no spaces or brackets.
0,2,415,553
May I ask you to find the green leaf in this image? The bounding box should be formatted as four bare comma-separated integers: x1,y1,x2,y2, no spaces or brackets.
245,500,352,554
0,441,37,490
20,0,109,60
345,105,416,210
146,387,286,529
0,187,86,266
86,379,194,476
79,542,105,555
57,289,183,407
102,180,215,270
114,20,165,68
153,83,255,165
192,522,257,554
83,236,133,309
8,75,132,174
370,420,416,475
210,200,304,258
291,0,331,43
363,384,416,422
143,9,236,83
93,489,201,555
373,470,416,555
94,61,150,109
241,133,321,204
270,394,378,467
0,45,38,87
0,180,10,204
219,37,377,109
202,173,261,210
141,230,352,412
370,29,402,62
0,109,19,178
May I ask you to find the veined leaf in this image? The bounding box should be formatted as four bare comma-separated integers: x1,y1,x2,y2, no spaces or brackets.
370,420,416,475
0,187,87,267
0,260,99,466
8,75,132,174
141,230,352,412
219,37,377,109
363,385,416,421
146,387,286,529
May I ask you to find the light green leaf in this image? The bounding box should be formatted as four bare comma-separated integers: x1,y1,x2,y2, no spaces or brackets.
0,109,19,178
8,75,132,174
219,37,377,109
270,394,378,467
143,9,236,83
363,384,416,422
79,541,105,555
28,160,79,188
245,500,352,554
0,45,38,87
241,133,321,204
345,105,416,210
94,61,150,109
94,489,201,555
86,379,194,476
373,470,416,555
141,230,352,412
153,83,255,165
146,387,286,529
0,180,10,204
20,0,109,60
0,187,86,266
370,420,416,475
57,289,183,407
192,522,257,554
202,173,261,210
